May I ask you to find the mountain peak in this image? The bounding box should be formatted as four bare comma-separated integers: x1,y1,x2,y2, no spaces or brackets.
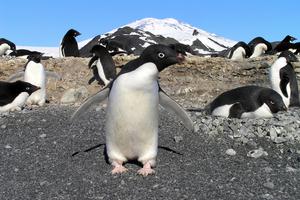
124,17,236,52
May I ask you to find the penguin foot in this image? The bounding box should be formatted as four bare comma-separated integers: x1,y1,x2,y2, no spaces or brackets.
111,161,128,174
137,162,155,176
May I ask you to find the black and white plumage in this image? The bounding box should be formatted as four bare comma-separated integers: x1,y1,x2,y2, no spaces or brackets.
273,35,297,53
0,38,16,56
60,29,81,57
88,45,116,86
270,51,300,108
0,80,40,113
248,37,272,58
72,44,194,176
203,86,286,118
216,42,251,61
8,49,50,59
7,53,61,106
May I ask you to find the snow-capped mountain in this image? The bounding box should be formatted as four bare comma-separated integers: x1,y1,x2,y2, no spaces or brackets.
19,18,236,58
125,18,236,51
79,18,236,57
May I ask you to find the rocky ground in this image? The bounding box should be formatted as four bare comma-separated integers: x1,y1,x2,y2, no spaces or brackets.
1,55,300,199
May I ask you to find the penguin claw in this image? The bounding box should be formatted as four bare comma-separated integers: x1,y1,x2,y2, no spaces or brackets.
137,168,155,176
137,162,155,176
111,165,128,174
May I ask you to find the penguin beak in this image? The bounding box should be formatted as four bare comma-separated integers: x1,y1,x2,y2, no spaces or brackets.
176,53,185,63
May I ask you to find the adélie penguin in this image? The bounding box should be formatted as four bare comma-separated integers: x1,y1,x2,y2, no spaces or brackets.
60,29,81,57
7,53,61,106
0,80,40,113
189,86,286,119
269,50,300,107
0,38,16,56
71,44,194,176
248,37,272,58
88,45,116,86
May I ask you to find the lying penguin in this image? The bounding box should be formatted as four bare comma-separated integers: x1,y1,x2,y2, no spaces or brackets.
269,50,300,108
7,53,61,106
248,37,272,58
0,80,40,113
189,86,286,118
72,44,194,176
0,38,16,56
213,42,251,61
88,45,116,86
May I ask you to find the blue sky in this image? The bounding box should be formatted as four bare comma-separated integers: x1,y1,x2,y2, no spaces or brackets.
1,0,299,46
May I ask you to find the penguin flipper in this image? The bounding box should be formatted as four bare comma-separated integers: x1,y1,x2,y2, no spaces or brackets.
88,56,98,68
46,71,62,80
159,90,195,132
7,71,25,82
71,87,110,120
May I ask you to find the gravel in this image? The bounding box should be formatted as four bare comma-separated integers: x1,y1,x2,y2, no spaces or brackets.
0,105,300,200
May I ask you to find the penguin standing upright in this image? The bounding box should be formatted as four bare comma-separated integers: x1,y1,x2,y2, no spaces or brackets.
88,45,116,86
248,37,272,58
0,38,16,56
60,29,81,57
72,44,194,176
270,51,300,107
0,80,40,113
23,53,47,106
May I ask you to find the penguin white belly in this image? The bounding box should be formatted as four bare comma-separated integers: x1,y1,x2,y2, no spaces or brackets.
0,92,29,113
96,59,110,85
241,103,273,118
24,63,46,106
250,43,267,58
106,63,159,163
270,58,291,107
0,44,10,56
230,47,245,61
211,104,234,117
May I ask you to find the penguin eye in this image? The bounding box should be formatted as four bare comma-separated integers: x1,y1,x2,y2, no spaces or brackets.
158,52,165,58
26,87,30,90
270,100,275,105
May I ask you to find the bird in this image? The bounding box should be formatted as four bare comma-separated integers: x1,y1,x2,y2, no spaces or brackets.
71,44,194,176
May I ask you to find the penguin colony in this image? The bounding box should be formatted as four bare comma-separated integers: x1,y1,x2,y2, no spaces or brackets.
1,31,300,176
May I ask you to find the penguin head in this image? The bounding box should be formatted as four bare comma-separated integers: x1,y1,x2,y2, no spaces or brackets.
15,81,40,95
259,89,287,113
27,52,44,63
284,35,297,42
140,44,185,72
90,45,107,54
66,29,81,37
278,51,299,62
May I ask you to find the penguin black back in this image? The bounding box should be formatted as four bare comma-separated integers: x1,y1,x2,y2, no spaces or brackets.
228,41,251,59
88,45,116,85
248,37,272,55
0,38,16,50
274,35,297,52
278,51,300,106
60,29,81,57
0,81,40,106
209,86,286,117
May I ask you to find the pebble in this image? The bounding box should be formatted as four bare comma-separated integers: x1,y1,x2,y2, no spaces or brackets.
174,136,183,143
263,181,275,189
1,124,6,129
225,148,236,156
247,147,268,158
40,134,47,138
